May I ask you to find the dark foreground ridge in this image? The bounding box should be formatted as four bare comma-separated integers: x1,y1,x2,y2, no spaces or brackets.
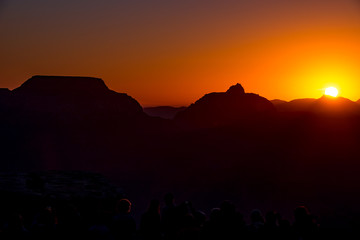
1,76,360,236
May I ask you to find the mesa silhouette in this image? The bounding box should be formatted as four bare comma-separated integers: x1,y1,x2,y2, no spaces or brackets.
6,75,143,119
0,76,148,171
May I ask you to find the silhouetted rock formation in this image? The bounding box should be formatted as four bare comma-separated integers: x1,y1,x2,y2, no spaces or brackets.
271,99,287,107
311,96,360,116
274,95,360,116
13,76,109,96
175,83,276,128
226,83,245,95
274,98,317,113
0,76,148,172
3,76,360,232
0,88,11,111
0,88,11,96
10,75,143,119
144,106,187,119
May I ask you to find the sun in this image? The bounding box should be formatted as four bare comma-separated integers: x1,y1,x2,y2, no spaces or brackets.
324,87,339,97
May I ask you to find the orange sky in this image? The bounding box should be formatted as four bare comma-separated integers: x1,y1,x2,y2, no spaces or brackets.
1,0,360,106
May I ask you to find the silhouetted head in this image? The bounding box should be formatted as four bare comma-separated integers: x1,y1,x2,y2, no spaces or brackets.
279,219,291,229
8,213,25,230
265,211,278,225
164,193,174,206
117,199,132,214
57,204,81,227
177,201,193,216
37,206,56,226
148,199,160,213
193,210,206,227
209,208,221,222
294,206,310,222
251,209,264,224
183,214,197,228
220,200,236,215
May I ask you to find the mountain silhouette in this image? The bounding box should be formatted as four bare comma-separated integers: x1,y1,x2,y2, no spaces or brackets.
175,83,276,128
2,76,360,230
273,95,360,116
310,96,360,116
13,75,109,96
0,88,11,109
9,75,144,119
273,98,317,112
270,99,287,107
0,88,11,95
0,76,148,171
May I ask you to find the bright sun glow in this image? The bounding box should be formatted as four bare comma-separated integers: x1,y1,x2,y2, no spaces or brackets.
324,87,339,97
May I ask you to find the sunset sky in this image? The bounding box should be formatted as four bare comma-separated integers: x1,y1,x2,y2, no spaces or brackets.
1,0,360,106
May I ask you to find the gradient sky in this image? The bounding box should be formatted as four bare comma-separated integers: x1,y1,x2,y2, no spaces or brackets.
1,0,360,106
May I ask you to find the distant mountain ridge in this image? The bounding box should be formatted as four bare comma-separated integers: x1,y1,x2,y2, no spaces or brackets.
273,96,360,116
4,76,360,121
175,83,276,128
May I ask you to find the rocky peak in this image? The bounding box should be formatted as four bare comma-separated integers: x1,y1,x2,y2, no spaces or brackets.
226,83,245,95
